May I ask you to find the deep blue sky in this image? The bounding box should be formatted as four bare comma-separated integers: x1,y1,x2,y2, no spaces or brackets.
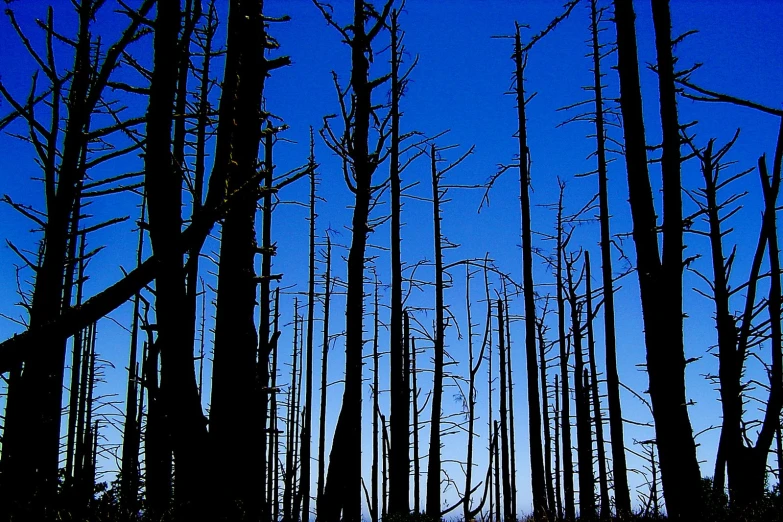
1,0,782,516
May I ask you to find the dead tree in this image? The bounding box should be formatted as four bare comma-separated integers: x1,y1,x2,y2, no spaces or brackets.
426,142,445,518
494,420,502,522
314,2,394,519
536,299,557,518
555,375,563,521
318,236,333,509
412,334,422,514
271,288,282,520
372,277,381,522
425,141,474,517
497,300,513,522
299,131,319,522
584,252,610,519
388,9,412,516
688,129,783,508
503,286,519,517
284,302,301,522
210,0,291,516
566,252,596,520
463,262,489,522
513,24,549,519
144,2,211,515
121,195,147,519
613,0,703,516
587,1,631,514
0,1,154,516
555,183,576,521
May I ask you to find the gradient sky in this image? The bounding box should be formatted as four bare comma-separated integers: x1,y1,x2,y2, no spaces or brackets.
1,0,782,517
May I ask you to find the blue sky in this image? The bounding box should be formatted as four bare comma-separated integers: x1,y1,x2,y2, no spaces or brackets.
1,0,782,517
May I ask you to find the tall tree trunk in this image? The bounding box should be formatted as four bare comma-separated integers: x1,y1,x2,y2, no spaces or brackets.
0,2,152,516
412,336,421,514
584,252,610,519
318,237,332,509
555,375,563,521
284,304,300,522
426,144,445,517
121,196,147,519
486,267,494,522
372,281,381,522
66,222,87,486
588,0,630,515
319,3,392,519
144,336,172,518
146,1,211,516
504,290,518,517
210,0,276,516
260,121,277,522
567,256,596,520
497,300,513,522
464,265,488,521
724,152,783,507
300,133,318,522
381,413,390,519
513,26,548,519
272,288,282,521
613,1,703,517
388,9,410,516
556,186,575,521
493,421,502,522
537,312,557,518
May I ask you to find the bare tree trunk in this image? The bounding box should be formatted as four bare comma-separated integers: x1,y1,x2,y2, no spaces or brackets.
121,196,146,519
300,133,318,522
285,304,300,522
566,255,595,520
514,26,548,519
382,412,390,519
487,267,494,522
588,0,630,515
412,336,421,514
372,281,381,522
584,252,610,519
66,224,87,486
0,3,154,517
210,0,280,516
464,265,488,522
318,237,332,509
273,288,282,521
503,290,518,517
427,144,445,517
494,421,502,522
260,120,277,522
555,375,563,521
145,2,213,517
388,10,410,515
537,310,557,518
144,332,172,517
319,3,393,520
556,186,575,521
497,300,513,522
613,1,703,517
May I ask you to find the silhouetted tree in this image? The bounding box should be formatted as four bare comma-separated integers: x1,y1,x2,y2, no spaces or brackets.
566,252,596,520
512,24,548,519
587,1,631,514
318,236,333,509
314,2,394,519
584,252,610,519
0,2,154,516
613,0,703,516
